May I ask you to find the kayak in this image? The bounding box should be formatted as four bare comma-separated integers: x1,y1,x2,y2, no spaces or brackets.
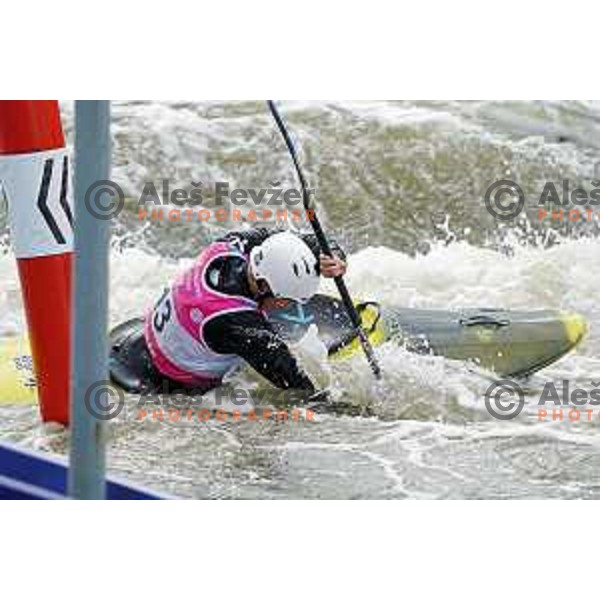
108,294,586,393
0,294,587,404
0,336,37,404
268,294,587,377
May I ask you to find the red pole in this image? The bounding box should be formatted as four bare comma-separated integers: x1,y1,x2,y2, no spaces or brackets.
0,101,72,424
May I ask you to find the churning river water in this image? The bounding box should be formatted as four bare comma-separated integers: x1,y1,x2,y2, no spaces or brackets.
1,100,600,498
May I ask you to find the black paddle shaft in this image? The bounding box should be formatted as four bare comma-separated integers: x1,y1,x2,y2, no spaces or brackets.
267,100,381,378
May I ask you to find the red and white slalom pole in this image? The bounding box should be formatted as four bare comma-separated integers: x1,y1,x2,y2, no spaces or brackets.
0,101,73,424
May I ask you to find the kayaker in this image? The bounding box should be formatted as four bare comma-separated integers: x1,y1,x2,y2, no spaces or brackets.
142,227,347,397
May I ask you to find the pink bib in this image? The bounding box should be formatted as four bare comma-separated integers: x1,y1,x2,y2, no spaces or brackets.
144,241,258,385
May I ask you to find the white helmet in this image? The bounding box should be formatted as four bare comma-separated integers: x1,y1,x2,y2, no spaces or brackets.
249,232,320,301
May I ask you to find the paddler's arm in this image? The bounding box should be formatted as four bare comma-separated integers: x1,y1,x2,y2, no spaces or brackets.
203,310,316,393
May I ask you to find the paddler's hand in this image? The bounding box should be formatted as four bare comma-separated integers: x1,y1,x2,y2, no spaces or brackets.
260,297,291,311
319,254,347,278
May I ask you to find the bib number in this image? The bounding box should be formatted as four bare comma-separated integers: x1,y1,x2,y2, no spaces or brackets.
152,288,172,334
